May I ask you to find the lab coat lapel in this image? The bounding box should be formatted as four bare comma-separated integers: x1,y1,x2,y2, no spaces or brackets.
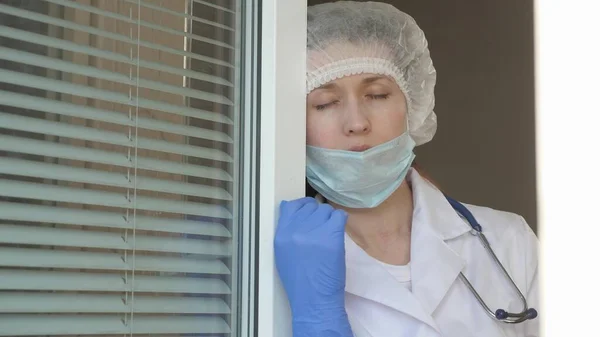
409,211,466,315
409,169,470,315
345,234,442,333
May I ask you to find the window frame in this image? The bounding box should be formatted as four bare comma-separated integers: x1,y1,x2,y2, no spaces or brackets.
255,0,308,336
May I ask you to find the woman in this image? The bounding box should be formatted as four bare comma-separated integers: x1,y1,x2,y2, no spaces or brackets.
274,1,539,337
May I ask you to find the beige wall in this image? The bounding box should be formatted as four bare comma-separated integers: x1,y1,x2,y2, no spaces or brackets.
307,0,538,231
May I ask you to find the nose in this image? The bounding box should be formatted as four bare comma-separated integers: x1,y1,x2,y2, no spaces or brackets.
343,101,371,135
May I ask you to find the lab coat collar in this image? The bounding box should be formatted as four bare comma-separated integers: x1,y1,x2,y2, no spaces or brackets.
344,168,471,330
409,168,472,241
409,168,470,315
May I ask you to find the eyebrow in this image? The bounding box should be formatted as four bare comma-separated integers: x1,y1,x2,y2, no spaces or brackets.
314,75,389,91
316,82,338,91
361,75,389,85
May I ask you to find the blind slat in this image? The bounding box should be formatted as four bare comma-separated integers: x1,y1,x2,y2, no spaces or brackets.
0,158,233,200
0,135,233,181
0,248,231,274
0,47,234,105
0,69,234,124
0,270,231,294
0,179,232,219
0,293,231,313
0,224,231,256
0,4,234,65
0,91,233,143
0,112,233,162
0,201,231,236
0,26,235,79
0,315,231,335
45,0,235,50
193,0,236,14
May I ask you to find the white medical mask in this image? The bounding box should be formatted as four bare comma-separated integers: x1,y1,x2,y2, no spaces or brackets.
306,131,416,208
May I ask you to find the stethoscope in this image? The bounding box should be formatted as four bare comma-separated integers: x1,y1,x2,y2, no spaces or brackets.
445,195,539,324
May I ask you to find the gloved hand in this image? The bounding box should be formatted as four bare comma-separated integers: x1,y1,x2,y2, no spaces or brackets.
274,197,353,337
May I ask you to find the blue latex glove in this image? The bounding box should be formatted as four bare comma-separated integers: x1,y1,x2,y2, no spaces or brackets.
274,197,354,337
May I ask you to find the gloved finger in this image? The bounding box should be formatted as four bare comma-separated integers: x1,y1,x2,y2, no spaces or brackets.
276,199,320,235
292,201,319,222
303,203,335,230
279,197,316,220
276,198,316,236
307,208,347,236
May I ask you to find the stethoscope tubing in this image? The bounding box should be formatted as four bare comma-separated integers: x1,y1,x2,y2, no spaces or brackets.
445,195,538,324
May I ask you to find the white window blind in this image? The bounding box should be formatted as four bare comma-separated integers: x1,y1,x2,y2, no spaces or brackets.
0,0,253,335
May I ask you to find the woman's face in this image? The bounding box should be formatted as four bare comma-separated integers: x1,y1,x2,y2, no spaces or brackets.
306,73,408,151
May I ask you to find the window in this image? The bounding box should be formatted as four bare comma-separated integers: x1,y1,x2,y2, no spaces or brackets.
0,0,261,335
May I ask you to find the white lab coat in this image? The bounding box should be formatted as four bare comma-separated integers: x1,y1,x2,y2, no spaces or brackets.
344,169,539,337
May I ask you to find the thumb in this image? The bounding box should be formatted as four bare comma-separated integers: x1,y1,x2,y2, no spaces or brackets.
329,209,349,232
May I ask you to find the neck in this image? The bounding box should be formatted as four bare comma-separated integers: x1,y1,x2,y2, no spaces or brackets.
331,180,414,265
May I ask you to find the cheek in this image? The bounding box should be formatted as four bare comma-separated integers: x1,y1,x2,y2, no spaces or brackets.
390,107,408,131
306,114,340,147
373,104,408,138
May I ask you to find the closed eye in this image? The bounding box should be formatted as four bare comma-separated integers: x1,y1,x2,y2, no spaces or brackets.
315,100,339,111
367,94,390,100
